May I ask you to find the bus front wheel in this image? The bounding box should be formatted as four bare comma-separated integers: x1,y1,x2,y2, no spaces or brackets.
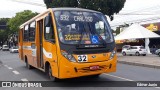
48,65,58,82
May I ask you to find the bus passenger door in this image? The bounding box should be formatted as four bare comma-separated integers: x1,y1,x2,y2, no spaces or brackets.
37,19,44,68
18,29,23,60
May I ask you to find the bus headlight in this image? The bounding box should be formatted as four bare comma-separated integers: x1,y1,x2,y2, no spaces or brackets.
109,50,116,60
61,51,76,62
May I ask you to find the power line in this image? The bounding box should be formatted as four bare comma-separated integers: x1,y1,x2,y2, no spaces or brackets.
6,0,46,7
120,4,160,15
115,14,160,15
111,17,160,27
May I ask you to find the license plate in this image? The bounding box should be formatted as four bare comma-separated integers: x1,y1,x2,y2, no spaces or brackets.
90,65,99,70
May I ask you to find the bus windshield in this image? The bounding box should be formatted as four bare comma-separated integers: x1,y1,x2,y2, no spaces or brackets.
54,10,114,45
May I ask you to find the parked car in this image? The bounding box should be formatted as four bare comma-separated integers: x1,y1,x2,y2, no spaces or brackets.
122,46,147,56
122,45,131,50
155,49,160,57
2,45,9,51
150,47,158,54
10,46,19,53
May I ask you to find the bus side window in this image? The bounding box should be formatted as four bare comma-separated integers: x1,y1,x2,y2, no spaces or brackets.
23,25,29,41
44,14,55,43
29,21,36,41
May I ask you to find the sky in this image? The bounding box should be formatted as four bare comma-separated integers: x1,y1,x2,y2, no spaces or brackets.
110,0,160,27
1,0,160,27
0,0,46,18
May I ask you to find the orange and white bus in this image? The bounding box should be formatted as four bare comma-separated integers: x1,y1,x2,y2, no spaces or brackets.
18,8,117,81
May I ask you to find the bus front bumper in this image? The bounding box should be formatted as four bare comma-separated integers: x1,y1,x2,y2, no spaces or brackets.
58,56,117,79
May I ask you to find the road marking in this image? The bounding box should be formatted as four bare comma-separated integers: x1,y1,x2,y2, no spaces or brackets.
21,78,28,82
104,74,134,81
8,67,13,70
155,87,160,89
4,65,13,69
104,74,160,89
12,70,20,75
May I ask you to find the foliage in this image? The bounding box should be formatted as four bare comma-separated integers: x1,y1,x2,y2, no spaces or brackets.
7,10,38,34
0,18,9,25
0,18,10,45
44,0,78,8
0,30,9,46
43,0,126,20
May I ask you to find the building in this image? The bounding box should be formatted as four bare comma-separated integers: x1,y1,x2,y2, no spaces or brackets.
142,22,160,48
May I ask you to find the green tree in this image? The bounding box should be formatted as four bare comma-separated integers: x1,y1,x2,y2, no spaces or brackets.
43,0,126,20
7,10,38,34
0,18,9,25
0,30,9,46
0,18,10,46
44,0,78,8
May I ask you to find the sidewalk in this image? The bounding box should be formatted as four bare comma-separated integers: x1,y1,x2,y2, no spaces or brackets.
117,53,160,69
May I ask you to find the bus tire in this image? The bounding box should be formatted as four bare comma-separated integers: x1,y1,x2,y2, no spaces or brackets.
25,56,32,69
47,64,58,82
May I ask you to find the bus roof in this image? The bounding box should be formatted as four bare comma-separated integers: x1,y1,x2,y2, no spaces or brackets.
20,8,101,29
52,7,101,13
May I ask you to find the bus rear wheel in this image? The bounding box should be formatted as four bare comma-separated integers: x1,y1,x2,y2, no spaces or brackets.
48,65,58,82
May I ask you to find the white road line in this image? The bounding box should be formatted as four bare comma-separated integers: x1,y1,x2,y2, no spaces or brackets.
21,78,28,82
8,67,13,70
4,65,13,69
12,70,20,75
155,87,160,89
104,74,160,89
104,73,134,81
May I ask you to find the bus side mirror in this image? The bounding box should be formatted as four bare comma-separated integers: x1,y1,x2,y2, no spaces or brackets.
45,14,51,27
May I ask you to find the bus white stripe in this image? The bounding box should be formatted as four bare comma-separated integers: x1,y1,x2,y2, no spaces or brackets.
43,48,52,58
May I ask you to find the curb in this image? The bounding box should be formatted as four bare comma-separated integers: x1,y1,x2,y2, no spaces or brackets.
118,60,160,69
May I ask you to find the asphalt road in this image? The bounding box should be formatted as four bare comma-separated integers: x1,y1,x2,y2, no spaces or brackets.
0,50,160,90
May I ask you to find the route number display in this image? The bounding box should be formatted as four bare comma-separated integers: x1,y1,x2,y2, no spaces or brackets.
77,55,88,62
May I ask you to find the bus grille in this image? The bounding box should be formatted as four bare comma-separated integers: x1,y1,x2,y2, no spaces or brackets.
77,65,108,73
73,49,110,54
